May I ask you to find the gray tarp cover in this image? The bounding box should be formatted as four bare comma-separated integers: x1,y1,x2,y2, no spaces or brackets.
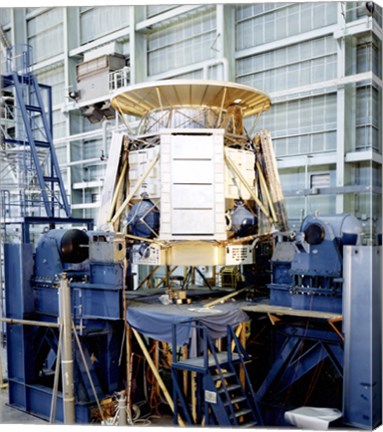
127,300,250,345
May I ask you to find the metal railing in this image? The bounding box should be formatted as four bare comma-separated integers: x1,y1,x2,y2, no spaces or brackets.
5,44,33,76
109,66,130,92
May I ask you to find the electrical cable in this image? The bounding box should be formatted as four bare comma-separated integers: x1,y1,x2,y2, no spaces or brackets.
118,324,126,366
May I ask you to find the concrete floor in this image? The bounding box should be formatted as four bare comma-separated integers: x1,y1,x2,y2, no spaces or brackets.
0,345,172,427
0,385,172,426
0,343,47,425
0,388,48,425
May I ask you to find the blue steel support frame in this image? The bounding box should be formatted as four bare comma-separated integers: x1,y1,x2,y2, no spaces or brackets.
2,45,71,219
255,336,301,403
4,226,124,423
276,341,331,396
11,71,53,217
255,322,343,407
30,74,71,217
2,211,113,424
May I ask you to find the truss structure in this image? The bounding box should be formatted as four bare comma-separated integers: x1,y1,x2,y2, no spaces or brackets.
100,80,288,267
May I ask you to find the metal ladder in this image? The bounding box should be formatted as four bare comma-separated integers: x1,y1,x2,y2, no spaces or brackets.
171,322,262,427
1,45,70,218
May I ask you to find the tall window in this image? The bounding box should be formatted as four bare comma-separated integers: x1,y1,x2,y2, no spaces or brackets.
80,6,130,45
237,36,337,93
147,6,216,76
356,84,381,153
146,5,176,18
0,8,11,26
35,65,65,107
357,35,382,78
254,94,337,156
27,8,64,63
236,3,338,51
52,110,67,140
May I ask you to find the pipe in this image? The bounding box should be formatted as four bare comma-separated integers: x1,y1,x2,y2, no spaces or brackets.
49,328,62,423
58,273,75,424
203,287,248,309
125,233,167,247
0,317,83,329
132,328,185,427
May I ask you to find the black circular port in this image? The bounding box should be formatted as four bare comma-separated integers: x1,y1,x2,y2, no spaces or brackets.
304,223,325,245
60,229,89,263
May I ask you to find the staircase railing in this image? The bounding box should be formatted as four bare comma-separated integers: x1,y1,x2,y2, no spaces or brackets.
171,320,259,426
201,323,238,424
227,324,263,424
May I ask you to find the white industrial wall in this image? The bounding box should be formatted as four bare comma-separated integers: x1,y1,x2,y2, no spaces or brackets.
0,3,382,240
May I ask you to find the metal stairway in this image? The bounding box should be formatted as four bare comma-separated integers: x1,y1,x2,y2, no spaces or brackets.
171,323,262,427
1,44,70,219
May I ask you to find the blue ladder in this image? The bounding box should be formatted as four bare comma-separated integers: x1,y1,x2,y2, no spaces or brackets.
171,322,262,427
2,45,70,218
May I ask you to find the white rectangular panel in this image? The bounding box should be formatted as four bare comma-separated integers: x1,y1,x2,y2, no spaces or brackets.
171,209,215,234
172,137,214,159
160,129,225,240
172,184,214,209
172,160,214,184
224,148,256,200
127,147,160,199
